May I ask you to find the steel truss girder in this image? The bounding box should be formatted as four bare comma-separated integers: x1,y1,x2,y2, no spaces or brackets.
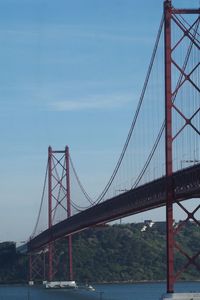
48,241,62,281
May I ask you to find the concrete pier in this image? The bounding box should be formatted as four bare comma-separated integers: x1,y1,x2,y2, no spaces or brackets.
161,293,200,300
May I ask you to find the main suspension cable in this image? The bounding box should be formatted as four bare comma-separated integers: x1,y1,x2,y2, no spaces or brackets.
91,14,164,205
31,160,48,237
132,16,200,189
69,155,94,204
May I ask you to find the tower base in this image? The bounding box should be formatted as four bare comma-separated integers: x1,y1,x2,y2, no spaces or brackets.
161,293,200,300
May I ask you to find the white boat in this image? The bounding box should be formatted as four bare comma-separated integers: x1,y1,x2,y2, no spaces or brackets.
45,281,77,289
85,284,95,291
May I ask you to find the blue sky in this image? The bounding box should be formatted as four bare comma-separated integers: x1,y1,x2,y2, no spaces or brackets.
0,0,198,243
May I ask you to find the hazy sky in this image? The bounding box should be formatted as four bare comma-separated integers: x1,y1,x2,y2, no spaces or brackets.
0,0,198,243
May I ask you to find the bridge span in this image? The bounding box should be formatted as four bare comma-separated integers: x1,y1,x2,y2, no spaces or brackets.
25,1,200,293
28,163,200,252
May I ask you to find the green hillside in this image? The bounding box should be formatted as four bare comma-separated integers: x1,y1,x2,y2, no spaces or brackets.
72,221,200,283
0,221,199,283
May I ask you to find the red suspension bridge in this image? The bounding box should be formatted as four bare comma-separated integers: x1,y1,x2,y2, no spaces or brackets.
24,0,200,296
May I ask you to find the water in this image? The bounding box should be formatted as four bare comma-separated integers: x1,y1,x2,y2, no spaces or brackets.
0,282,199,300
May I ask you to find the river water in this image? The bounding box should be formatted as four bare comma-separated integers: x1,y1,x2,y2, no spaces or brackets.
0,282,199,300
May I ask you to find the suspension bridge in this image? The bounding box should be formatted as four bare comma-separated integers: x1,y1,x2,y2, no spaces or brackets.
23,0,200,297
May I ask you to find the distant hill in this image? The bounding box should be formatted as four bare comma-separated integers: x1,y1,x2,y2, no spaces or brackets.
0,242,26,283
0,221,199,283
72,221,200,283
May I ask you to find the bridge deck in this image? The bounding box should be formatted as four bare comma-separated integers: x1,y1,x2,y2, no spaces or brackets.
28,164,200,252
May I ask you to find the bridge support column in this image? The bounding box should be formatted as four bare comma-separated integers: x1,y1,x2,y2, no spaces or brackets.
164,0,200,294
164,0,174,293
28,250,46,284
48,146,53,282
29,253,32,283
47,146,73,282
66,146,73,281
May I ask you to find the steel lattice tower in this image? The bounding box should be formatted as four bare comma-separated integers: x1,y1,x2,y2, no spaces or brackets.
48,146,73,282
164,0,200,293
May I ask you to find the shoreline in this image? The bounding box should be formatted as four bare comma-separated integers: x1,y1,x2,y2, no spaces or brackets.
0,279,200,286
91,279,200,285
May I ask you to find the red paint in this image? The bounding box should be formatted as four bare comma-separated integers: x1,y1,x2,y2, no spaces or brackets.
47,146,73,282
164,0,174,293
65,146,73,281
164,0,200,293
48,146,53,282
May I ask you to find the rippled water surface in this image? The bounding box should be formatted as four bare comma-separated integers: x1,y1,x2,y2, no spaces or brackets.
0,282,199,300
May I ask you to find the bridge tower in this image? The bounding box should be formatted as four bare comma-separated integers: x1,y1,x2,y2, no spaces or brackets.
28,146,73,285
28,248,47,284
48,146,73,282
164,0,200,294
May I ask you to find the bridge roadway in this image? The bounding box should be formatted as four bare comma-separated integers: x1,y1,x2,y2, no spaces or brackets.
28,164,200,252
